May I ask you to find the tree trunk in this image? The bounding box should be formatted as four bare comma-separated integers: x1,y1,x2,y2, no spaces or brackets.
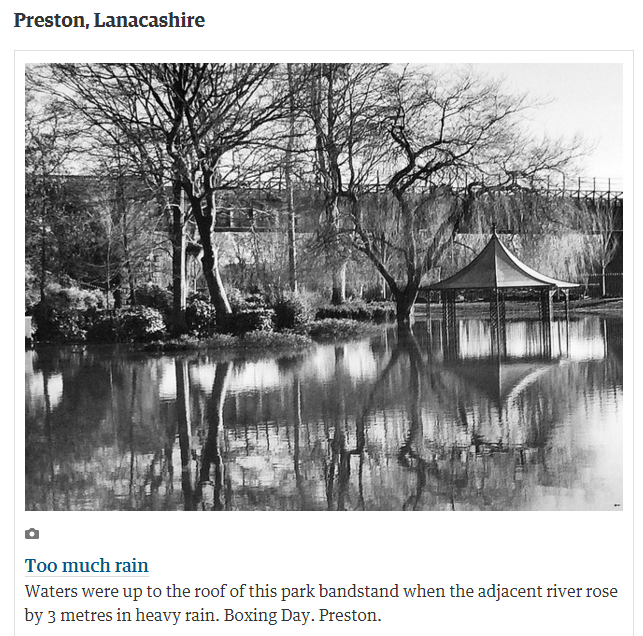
286,63,298,293
331,260,347,304
287,189,298,293
200,228,232,320
189,190,232,323
113,274,122,308
601,264,607,297
120,217,136,306
170,182,187,331
40,203,47,302
115,170,136,308
394,286,418,330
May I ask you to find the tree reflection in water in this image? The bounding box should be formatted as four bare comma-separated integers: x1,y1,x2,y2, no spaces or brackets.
25,317,622,511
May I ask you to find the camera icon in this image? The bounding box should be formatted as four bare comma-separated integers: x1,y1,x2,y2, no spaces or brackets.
25,528,39,540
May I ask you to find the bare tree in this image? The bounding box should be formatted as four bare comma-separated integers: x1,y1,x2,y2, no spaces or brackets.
29,64,188,324
343,66,585,327
25,78,80,302
285,63,299,293
38,63,295,323
579,201,622,297
87,165,167,307
305,63,389,303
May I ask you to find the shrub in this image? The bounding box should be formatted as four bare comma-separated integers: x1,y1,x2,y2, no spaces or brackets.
85,312,121,343
42,283,108,312
119,307,166,342
33,284,109,343
185,297,217,337
273,293,315,331
225,287,250,313
315,301,395,322
25,264,40,314
243,292,267,308
224,309,275,335
84,307,166,343
187,291,209,304
225,288,268,312
143,331,312,352
33,305,87,343
239,330,311,349
134,283,172,314
316,301,371,321
308,318,372,341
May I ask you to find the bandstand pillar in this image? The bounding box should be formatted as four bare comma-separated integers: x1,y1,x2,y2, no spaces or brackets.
441,289,458,360
539,287,554,357
489,287,507,356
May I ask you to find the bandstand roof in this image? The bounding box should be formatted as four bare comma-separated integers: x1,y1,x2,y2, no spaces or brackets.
427,232,579,291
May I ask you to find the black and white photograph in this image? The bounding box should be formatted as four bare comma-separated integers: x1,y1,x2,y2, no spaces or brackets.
24,61,623,512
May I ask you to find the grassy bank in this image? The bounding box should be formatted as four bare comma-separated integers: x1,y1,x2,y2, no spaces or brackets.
141,318,382,353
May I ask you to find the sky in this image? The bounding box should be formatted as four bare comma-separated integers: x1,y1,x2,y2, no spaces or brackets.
450,63,623,183
32,61,624,189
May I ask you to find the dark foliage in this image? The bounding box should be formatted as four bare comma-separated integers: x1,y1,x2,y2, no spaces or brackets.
85,312,120,343
134,283,173,314
315,301,395,323
118,307,166,341
185,295,217,337
307,318,375,342
33,284,108,343
273,293,315,330
84,307,166,343
223,309,276,335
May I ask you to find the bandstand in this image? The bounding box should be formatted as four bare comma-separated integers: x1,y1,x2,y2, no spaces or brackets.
425,230,579,357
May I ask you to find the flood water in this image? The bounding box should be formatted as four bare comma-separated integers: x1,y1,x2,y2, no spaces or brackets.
25,316,623,511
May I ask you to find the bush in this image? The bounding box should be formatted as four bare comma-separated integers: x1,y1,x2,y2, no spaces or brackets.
243,292,267,308
85,312,121,343
34,305,87,343
134,283,172,314
225,288,268,312
224,309,275,335
315,301,395,323
273,293,315,331
308,318,373,341
239,330,311,349
41,283,108,312
119,307,166,342
225,287,250,313
25,264,40,314
84,307,166,343
316,301,371,321
33,284,109,343
143,331,312,352
185,297,217,337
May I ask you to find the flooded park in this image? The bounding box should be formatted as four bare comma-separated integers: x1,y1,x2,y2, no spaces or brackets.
24,63,624,512
25,314,622,512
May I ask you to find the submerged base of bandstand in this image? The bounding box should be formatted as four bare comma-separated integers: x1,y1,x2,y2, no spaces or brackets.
432,288,570,361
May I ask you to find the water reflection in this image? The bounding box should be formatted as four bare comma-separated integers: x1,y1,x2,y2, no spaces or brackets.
25,317,622,511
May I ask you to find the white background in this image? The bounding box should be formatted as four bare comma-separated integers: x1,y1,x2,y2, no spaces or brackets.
5,3,637,635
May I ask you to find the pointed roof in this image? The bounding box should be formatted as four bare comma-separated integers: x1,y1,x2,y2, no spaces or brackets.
428,232,579,290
